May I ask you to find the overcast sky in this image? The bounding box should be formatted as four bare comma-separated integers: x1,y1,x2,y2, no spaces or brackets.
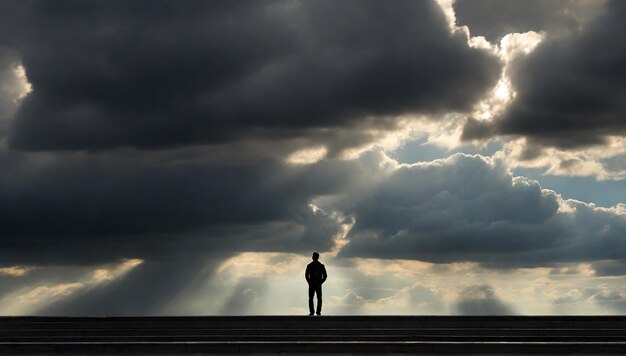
1,0,625,316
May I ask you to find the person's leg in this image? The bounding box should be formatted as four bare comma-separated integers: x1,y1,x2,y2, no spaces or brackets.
308,284,315,315
315,284,322,315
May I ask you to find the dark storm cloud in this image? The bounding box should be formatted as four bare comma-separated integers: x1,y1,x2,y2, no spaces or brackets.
0,0,499,151
0,149,363,265
454,0,605,42
3,146,626,270
462,0,626,149
335,152,626,268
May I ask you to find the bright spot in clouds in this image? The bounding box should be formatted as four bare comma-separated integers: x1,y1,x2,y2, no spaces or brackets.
92,258,143,282
13,64,32,102
0,266,36,277
286,146,328,165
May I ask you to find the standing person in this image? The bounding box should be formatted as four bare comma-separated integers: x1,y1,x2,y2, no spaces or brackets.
305,252,327,316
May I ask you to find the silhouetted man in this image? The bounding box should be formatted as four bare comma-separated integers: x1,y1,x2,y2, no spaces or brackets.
305,252,327,315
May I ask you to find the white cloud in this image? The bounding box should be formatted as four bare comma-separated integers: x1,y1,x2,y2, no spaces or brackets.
286,146,328,165
497,137,626,180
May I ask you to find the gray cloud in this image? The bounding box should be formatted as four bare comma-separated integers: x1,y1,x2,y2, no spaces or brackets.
336,152,626,268
463,0,626,150
454,285,514,315
0,149,359,265
3,146,626,271
590,260,626,277
0,0,499,152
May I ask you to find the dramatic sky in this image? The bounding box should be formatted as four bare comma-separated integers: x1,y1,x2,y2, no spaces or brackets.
1,0,626,315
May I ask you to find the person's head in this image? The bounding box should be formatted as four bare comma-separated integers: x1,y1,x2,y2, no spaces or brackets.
312,252,319,261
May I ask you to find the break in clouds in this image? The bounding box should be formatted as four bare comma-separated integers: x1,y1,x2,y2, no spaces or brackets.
1,0,626,315
459,0,626,149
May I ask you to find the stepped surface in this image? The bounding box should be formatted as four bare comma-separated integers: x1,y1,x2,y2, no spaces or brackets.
2,316,626,354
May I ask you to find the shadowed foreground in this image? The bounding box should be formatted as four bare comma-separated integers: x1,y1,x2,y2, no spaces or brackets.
2,316,626,354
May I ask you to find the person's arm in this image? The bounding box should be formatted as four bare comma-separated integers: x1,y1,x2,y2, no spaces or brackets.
321,264,327,284
305,265,311,283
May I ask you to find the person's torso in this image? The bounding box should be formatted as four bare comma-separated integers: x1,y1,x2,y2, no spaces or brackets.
307,261,325,281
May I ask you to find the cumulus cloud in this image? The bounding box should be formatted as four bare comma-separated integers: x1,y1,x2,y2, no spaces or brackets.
335,152,626,268
0,0,498,152
495,137,626,181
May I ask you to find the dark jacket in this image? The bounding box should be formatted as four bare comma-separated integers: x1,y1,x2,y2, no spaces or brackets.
305,260,327,284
